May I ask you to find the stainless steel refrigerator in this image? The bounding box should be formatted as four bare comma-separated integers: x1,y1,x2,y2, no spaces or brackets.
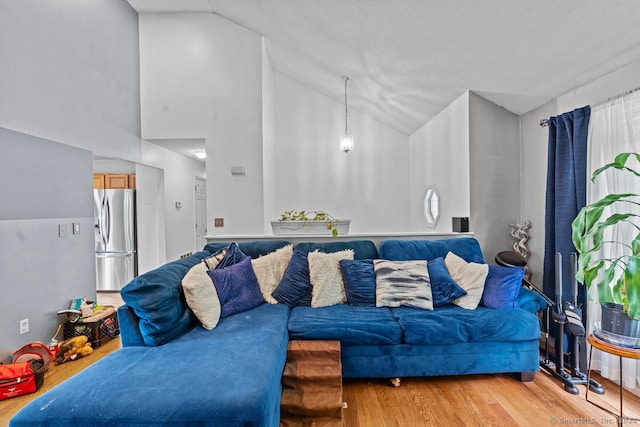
94,189,137,291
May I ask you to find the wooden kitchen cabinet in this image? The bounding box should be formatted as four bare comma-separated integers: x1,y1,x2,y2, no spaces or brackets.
105,174,129,189
94,173,136,189
93,174,105,189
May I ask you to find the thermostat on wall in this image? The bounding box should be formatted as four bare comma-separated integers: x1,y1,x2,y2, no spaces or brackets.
230,166,245,175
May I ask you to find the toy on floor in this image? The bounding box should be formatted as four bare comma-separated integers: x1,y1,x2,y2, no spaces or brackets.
55,336,93,364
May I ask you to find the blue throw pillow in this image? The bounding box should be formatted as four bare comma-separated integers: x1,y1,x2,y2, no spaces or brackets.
271,251,312,307
427,257,467,306
480,265,525,309
207,257,264,317
339,259,375,306
215,243,247,269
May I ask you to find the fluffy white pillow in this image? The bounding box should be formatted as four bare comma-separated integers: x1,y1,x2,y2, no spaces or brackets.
444,251,489,310
251,245,293,304
309,249,354,308
181,257,221,330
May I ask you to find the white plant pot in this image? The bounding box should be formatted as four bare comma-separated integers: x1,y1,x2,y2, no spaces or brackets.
270,220,350,236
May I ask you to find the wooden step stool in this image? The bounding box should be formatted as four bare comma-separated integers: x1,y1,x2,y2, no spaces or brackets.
280,340,343,427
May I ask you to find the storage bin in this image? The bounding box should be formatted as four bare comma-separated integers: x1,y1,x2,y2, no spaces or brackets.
63,305,120,348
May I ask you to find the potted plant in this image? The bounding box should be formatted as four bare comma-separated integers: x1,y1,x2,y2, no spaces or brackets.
270,210,350,236
571,152,640,340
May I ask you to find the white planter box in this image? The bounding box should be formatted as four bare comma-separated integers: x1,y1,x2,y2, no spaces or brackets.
270,220,350,236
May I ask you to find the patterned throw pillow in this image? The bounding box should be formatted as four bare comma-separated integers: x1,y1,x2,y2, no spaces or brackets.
374,260,433,310
444,252,489,310
309,249,354,308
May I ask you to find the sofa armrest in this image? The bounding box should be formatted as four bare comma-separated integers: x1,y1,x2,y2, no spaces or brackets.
518,287,549,314
117,305,146,347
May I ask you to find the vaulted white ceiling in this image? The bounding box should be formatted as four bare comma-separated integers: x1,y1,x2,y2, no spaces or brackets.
128,0,640,135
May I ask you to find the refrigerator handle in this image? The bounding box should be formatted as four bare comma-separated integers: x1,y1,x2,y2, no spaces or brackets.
97,190,108,249
103,196,111,247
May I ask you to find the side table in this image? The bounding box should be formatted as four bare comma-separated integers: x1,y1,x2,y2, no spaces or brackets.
586,333,640,425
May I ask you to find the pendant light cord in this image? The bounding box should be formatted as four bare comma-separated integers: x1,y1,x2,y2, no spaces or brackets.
343,76,350,134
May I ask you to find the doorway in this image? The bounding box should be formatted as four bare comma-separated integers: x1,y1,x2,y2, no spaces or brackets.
195,176,207,251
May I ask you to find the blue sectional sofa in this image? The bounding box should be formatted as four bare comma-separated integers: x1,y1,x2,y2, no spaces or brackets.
10,237,546,427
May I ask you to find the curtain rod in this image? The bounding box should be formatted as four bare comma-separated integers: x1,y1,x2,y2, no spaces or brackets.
593,85,640,108
539,85,640,127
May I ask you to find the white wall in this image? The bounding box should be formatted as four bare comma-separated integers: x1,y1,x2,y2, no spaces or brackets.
0,129,95,359
0,0,139,356
140,140,206,260
469,92,521,261
262,40,276,234
139,13,264,235
272,73,410,233
0,0,141,162
409,92,471,233
521,59,640,283
135,163,167,274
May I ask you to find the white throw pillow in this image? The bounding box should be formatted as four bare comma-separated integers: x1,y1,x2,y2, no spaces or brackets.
309,249,354,308
251,245,293,304
182,257,221,330
444,251,489,310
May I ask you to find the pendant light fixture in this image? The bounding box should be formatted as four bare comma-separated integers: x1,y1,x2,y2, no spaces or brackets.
340,76,354,153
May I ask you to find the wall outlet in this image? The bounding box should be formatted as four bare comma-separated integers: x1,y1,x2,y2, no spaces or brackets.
58,224,67,237
19,318,29,335
214,218,224,227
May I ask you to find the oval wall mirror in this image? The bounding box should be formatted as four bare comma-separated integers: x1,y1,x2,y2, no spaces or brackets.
424,185,440,228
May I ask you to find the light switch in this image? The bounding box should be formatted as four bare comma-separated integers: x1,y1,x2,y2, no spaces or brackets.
59,224,67,237
73,222,81,234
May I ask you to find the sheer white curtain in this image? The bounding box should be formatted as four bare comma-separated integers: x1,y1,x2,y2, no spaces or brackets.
586,89,640,392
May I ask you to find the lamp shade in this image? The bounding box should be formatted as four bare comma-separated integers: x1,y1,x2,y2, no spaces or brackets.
340,134,354,153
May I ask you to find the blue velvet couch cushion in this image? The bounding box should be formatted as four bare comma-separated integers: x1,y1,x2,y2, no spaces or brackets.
294,240,378,260
288,305,402,345
518,286,549,314
391,305,541,345
203,240,291,258
120,250,211,347
10,304,291,427
379,238,485,263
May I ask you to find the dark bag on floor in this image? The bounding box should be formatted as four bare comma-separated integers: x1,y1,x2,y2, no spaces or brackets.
0,359,45,401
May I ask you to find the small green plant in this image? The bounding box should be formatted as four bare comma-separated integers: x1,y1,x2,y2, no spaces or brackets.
279,209,340,236
571,152,640,319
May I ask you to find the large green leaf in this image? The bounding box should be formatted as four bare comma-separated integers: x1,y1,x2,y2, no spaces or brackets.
592,153,640,181
624,256,640,319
